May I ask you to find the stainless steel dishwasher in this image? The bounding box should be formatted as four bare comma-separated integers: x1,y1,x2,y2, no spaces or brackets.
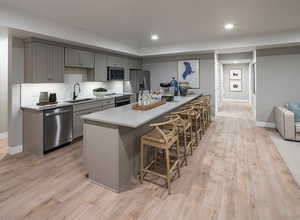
44,106,73,153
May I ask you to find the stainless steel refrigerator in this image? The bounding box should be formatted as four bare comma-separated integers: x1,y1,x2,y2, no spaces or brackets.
124,70,150,94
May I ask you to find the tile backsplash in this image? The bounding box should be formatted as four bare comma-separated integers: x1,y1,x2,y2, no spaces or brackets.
21,68,124,106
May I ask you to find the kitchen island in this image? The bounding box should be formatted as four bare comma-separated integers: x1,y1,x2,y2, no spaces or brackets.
82,92,202,192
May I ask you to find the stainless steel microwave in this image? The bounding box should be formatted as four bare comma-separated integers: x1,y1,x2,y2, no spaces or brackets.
107,67,124,80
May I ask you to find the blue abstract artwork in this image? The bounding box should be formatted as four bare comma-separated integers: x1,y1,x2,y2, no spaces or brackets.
178,60,199,88
182,62,195,80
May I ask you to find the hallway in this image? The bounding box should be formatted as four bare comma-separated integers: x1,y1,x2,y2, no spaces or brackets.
0,102,299,220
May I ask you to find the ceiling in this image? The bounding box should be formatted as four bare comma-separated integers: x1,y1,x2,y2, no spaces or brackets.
1,0,300,55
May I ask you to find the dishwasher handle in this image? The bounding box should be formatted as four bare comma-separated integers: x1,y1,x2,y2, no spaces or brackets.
45,109,73,117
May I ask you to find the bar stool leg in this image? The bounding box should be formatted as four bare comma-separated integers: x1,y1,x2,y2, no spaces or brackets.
189,125,193,155
183,130,188,166
176,137,181,177
140,140,144,184
153,148,158,169
165,148,171,195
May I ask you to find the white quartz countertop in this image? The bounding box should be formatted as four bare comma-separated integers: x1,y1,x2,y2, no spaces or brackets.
21,93,135,111
82,93,202,128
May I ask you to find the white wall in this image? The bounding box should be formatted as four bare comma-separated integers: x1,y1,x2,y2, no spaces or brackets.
256,52,300,123
222,63,249,101
0,31,8,137
8,37,24,147
143,61,177,90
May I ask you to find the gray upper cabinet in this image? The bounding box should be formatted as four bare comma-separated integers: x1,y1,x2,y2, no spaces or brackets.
123,57,142,81
107,55,123,67
25,42,64,83
65,48,94,68
127,58,142,69
88,54,107,82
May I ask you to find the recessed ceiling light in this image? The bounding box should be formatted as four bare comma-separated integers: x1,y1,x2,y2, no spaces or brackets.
233,60,237,64
151,34,159,41
224,23,234,30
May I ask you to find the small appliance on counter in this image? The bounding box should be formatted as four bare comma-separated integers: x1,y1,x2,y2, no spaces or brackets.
37,92,58,106
179,81,192,96
49,93,57,102
160,82,174,102
39,92,48,103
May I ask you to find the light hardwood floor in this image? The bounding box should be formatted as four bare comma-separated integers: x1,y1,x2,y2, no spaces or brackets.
0,101,299,220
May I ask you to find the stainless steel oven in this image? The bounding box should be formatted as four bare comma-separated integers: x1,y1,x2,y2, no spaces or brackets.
115,95,130,107
107,67,124,80
43,106,73,153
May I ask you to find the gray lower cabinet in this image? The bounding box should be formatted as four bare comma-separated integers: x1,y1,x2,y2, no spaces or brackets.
65,48,94,68
73,98,115,138
25,42,64,83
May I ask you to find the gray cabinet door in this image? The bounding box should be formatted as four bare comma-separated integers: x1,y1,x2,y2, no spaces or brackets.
107,55,123,67
94,54,107,81
32,43,48,83
128,58,142,69
47,45,64,83
26,42,64,83
123,57,130,81
79,51,94,68
65,48,94,68
65,48,80,67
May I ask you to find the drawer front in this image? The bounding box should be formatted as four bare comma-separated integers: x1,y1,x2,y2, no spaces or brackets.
100,98,115,106
73,101,102,112
102,103,115,111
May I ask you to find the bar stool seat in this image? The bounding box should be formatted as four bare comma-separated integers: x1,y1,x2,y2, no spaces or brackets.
142,128,176,144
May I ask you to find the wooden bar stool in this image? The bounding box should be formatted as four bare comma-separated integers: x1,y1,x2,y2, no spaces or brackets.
168,109,194,165
182,104,202,147
202,95,211,126
140,117,180,194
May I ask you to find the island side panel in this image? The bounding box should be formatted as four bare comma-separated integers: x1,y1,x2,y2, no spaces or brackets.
83,120,120,192
118,124,153,192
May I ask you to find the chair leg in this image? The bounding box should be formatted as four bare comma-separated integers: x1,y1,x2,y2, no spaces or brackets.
183,130,188,166
153,148,157,169
140,140,144,184
176,137,181,177
165,148,171,195
189,126,193,155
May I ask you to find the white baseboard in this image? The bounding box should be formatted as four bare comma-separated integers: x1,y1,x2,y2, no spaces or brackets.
0,132,8,140
8,145,23,155
222,98,249,103
256,121,275,128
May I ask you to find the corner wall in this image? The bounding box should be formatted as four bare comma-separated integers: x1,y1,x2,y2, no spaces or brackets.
256,47,300,123
0,31,8,137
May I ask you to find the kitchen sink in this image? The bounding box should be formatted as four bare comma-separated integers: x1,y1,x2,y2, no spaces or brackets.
65,98,94,103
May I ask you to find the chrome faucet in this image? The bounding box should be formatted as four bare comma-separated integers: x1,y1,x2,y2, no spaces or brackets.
73,83,81,100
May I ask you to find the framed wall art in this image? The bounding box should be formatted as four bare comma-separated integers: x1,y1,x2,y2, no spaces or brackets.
229,69,242,80
178,60,200,88
230,80,242,92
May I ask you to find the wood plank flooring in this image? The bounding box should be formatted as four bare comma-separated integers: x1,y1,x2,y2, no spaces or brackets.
0,101,299,220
